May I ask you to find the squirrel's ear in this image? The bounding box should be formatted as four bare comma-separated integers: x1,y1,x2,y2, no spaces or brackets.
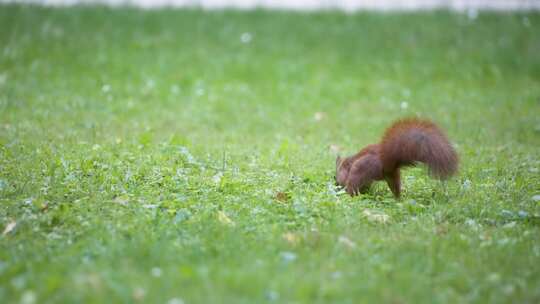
336,155,342,166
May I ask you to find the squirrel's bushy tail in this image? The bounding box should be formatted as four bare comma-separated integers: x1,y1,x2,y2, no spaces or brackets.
380,118,458,179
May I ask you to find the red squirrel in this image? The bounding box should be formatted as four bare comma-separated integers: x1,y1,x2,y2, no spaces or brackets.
335,118,458,197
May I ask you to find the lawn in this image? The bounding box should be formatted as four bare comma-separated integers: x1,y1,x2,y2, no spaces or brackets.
0,4,539,303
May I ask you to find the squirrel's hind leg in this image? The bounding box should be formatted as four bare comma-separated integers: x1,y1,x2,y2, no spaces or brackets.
385,170,401,198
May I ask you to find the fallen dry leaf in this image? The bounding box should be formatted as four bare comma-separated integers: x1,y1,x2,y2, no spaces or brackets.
114,196,129,206
282,232,299,245
329,144,342,154
275,191,290,203
362,209,390,224
132,287,146,302
435,224,449,235
2,220,16,236
218,211,235,227
338,235,357,249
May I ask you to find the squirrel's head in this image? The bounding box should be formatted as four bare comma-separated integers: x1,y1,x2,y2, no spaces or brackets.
335,155,351,187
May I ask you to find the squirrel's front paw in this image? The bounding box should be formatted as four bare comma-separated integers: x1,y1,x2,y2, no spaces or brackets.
346,184,359,197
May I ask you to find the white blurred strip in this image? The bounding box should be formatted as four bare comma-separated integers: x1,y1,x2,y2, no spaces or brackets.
2,0,540,11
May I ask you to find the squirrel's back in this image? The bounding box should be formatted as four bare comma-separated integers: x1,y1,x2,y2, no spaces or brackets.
379,118,458,179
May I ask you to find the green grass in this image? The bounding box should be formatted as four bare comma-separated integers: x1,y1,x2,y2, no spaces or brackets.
1,4,540,303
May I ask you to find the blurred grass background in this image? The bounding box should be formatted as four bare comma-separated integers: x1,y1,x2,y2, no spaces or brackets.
0,5,539,303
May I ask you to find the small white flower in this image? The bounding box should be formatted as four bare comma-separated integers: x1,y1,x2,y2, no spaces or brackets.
167,298,185,304
331,271,343,279
522,17,530,27
462,179,472,190
465,218,476,226
503,284,515,295
145,79,155,90
101,84,111,93
21,290,36,304
170,85,180,95
497,238,511,246
280,251,297,263
178,146,198,165
132,287,145,301
518,210,528,218
400,101,408,110
240,32,252,43
487,273,500,282
265,291,279,301
503,221,516,229
313,112,325,121
212,172,223,184
467,9,478,20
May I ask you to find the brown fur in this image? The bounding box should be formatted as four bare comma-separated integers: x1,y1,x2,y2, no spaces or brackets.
335,118,458,197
